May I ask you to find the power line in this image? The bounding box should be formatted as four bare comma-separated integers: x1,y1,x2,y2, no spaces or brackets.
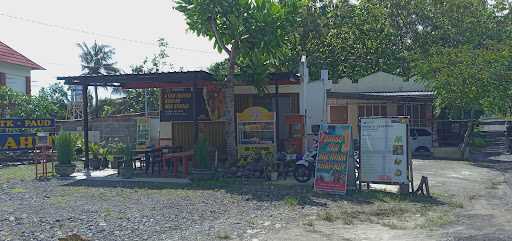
0,11,219,55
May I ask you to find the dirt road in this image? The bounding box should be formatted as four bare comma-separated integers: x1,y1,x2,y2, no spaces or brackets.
260,159,512,241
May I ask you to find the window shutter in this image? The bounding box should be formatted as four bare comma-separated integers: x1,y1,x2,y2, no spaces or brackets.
25,76,31,95
0,72,5,86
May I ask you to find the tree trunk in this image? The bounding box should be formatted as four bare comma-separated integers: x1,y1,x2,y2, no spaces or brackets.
224,54,237,165
94,86,99,118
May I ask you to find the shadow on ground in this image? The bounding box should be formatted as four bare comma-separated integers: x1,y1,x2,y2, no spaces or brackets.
63,178,446,207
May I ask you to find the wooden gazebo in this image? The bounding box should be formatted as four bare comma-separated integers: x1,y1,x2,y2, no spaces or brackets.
58,71,216,172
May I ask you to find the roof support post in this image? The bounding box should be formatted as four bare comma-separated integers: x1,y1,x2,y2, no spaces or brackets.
275,81,280,153
82,84,90,175
192,79,199,145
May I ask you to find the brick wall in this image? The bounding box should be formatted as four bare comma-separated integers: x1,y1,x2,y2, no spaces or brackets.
57,117,137,145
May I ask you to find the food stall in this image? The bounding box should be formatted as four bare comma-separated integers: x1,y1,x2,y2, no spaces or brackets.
284,114,304,154
237,107,276,164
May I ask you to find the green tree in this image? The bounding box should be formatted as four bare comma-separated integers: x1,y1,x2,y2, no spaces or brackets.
77,41,119,117
0,86,59,119
176,0,305,163
123,38,173,114
38,83,69,119
411,0,512,116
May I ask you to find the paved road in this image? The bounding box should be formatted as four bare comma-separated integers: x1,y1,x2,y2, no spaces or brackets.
474,120,512,189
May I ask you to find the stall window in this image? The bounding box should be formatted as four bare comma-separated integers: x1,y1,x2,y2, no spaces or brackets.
330,106,348,124
358,104,388,118
398,103,427,127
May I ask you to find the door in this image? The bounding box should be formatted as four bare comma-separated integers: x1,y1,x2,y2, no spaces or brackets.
274,96,292,143
330,106,348,124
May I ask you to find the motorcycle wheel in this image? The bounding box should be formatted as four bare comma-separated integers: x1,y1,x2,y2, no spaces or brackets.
294,164,312,183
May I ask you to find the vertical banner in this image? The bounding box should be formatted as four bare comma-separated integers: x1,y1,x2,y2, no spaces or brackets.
360,117,409,184
136,117,150,148
314,124,352,194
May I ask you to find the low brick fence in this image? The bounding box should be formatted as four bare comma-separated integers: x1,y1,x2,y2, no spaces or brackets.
57,116,137,145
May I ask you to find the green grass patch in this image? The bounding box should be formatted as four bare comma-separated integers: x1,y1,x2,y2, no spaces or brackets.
215,230,232,240
420,212,455,230
0,165,35,184
9,187,26,193
318,210,337,223
283,196,299,207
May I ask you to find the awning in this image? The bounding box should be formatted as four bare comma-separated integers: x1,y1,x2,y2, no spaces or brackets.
327,91,434,102
57,71,300,89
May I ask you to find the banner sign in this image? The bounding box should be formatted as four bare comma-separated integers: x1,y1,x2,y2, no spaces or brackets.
314,124,352,194
0,119,55,129
0,133,37,151
360,117,409,183
160,88,224,122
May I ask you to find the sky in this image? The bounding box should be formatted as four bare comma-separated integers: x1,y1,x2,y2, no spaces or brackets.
0,0,226,95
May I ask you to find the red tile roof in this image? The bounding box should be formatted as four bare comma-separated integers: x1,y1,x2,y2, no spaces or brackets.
0,41,44,70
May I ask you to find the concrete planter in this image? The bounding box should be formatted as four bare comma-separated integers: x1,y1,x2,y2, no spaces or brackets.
119,167,134,179
111,155,124,169
190,169,215,181
55,163,76,177
270,172,279,181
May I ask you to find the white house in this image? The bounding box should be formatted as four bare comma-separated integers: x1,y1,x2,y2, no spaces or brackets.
299,59,433,142
0,41,44,95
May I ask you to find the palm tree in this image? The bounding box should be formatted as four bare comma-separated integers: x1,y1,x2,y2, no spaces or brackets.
77,41,119,117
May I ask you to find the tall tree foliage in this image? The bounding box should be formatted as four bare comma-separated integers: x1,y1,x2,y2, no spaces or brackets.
93,39,172,117
125,38,173,114
77,41,119,117
38,83,69,119
0,86,61,119
282,0,512,116
176,0,305,163
412,0,512,116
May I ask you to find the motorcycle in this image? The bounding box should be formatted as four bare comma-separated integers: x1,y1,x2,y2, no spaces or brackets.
293,149,317,183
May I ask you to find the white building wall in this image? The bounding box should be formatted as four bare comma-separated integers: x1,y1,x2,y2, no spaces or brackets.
303,80,327,135
0,62,30,94
234,84,302,94
331,71,427,93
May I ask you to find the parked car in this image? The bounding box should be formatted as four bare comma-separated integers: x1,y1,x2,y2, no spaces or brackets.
410,128,433,155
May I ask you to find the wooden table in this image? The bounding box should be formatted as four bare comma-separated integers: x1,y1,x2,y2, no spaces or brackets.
162,150,194,177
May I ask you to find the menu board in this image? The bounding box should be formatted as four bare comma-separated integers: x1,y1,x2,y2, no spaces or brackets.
360,117,409,184
237,107,276,164
314,124,352,194
160,88,224,122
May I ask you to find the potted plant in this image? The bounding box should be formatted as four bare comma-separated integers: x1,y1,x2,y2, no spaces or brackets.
99,146,110,169
109,142,125,169
55,133,77,177
190,135,215,180
89,143,101,170
119,144,135,178
263,153,278,181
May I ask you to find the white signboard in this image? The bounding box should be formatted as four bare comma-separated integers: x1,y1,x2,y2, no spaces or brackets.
360,117,409,184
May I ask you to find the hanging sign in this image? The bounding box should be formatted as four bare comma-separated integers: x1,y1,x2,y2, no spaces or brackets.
359,117,409,184
0,133,37,151
0,119,55,129
160,88,224,122
314,124,352,194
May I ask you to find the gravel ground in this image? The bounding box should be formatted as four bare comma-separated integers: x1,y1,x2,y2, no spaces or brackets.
1,159,487,241
0,177,321,241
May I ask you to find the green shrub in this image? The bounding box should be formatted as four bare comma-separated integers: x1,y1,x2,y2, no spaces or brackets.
55,133,77,164
194,136,209,169
470,137,488,148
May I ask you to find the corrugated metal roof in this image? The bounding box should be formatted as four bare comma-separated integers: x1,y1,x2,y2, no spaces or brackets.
361,91,434,96
0,41,45,70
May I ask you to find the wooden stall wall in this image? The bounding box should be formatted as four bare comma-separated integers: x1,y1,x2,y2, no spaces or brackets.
172,121,226,153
